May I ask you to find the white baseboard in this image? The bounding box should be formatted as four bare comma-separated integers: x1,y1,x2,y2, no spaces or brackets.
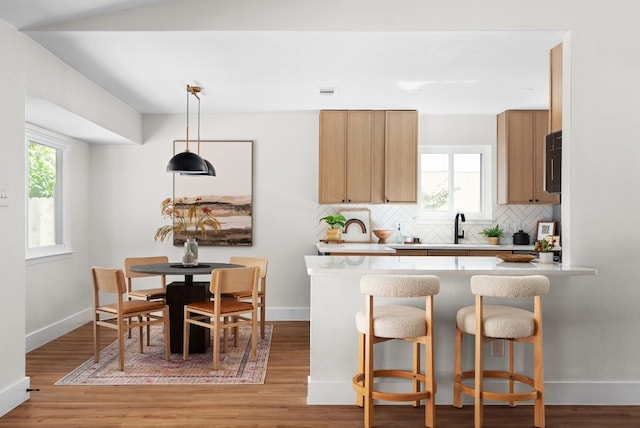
0,376,30,417
26,308,92,352
307,378,640,405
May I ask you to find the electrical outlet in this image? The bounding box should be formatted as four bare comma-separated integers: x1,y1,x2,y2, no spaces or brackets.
0,186,8,207
491,339,504,357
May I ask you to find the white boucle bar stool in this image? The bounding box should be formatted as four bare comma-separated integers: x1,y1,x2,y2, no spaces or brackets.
453,275,550,428
352,274,440,428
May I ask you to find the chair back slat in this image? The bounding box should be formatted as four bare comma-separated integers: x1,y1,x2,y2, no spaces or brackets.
211,266,259,296
91,267,126,296
124,256,169,279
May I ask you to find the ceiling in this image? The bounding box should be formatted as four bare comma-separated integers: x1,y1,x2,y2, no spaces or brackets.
0,1,564,118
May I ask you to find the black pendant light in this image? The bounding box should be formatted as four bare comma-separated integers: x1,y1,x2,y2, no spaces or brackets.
166,85,214,175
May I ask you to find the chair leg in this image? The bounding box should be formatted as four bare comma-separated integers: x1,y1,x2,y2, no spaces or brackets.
213,320,221,370
355,333,365,407
260,297,266,339
163,306,171,361
453,327,463,408
534,331,545,427
117,324,125,371
474,332,484,428
137,315,144,353
424,339,435,428
93,318,100,363
412,341,420,408
363,331,374,428
509,340,516,407
250,316,257,362
183,309,191,361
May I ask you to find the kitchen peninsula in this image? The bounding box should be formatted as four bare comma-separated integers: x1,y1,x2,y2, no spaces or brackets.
304,255,595,405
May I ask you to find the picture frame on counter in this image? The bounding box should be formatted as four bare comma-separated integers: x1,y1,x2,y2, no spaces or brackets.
340,209,371,243
536,220,557,241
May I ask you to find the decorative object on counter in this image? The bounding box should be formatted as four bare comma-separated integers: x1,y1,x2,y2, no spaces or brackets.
340,209,371,242
497,254,536,263
536,220,557,241
372,229,394,244
479,224,504,245
512,229,530,245
154,197,221,245
319,214,346,242
182,238,199,266
166,85,214,175
534,236,558,263
172,140,254,246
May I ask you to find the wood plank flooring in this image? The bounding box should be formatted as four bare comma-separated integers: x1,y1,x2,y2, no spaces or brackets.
1,321,639,427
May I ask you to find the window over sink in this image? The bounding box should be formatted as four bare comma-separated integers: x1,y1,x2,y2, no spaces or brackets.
417,145,492,222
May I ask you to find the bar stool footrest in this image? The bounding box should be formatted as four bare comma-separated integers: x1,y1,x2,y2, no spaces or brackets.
353,369,435,403
456,369,538,403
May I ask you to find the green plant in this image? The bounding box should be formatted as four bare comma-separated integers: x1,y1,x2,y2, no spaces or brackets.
319,214,346,229
154,197,221,242
479,225,504,238
534,237,558,253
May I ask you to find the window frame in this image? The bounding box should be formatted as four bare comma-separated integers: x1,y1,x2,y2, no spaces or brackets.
25,125,71,260
416,144,493,223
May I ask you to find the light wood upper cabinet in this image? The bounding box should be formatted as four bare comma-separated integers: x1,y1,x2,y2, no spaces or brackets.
319,110,416,204
385,111,418,203
549,42,563,133
497,110,559,205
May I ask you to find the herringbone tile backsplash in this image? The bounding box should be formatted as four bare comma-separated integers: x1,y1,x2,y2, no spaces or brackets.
315,204,554,244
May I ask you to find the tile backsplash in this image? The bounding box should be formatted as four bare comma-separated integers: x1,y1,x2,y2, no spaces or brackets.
315,204,554,245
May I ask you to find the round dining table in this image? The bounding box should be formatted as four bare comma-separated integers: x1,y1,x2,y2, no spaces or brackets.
129,261,243,353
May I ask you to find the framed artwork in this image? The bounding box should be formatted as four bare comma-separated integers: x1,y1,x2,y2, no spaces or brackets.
340,209,371,243
536,220,557,241
172,140,253,246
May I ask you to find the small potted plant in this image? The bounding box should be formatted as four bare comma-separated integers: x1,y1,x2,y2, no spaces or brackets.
534,237,558,263
319,214,346,242
479,225,504,245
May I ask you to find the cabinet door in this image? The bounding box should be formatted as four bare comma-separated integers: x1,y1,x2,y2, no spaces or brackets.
385,111,418,203
319,111,347,203
346,111,374,203
549,43,563,133
497,110,536,204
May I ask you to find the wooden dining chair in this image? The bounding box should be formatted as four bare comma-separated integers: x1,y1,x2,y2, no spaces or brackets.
225,256,268,338
183,266,260,369
124,256,169,344
124,256,169,302
91,266,170,371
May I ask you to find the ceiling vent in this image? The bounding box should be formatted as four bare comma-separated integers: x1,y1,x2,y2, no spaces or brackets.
319,87,337,96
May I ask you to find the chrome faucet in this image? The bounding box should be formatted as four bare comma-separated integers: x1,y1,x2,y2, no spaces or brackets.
454,212,466,244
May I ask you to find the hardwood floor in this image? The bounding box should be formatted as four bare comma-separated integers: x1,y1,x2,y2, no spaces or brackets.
2,321,638,427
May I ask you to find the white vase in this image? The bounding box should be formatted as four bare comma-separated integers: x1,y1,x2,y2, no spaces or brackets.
182,238,198,266
538,252,554,264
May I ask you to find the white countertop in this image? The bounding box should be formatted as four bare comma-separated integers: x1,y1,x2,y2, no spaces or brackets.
305,255,595,276
315,242,536,254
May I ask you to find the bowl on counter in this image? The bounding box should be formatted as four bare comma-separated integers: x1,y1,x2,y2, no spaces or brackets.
372,229,394,244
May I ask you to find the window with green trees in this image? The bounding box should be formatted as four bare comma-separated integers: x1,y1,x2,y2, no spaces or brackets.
26,128,67,255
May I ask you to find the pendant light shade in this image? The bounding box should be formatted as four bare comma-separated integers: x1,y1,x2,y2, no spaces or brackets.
166,151,208,174
166,84,214,175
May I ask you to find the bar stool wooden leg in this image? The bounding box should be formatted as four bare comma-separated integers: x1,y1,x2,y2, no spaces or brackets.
474,295,484,428
355,333,365,407
509,340,516,407
453,326,463,408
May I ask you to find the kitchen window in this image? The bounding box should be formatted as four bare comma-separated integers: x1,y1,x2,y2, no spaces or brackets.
26,126,69,259
417,145,492,221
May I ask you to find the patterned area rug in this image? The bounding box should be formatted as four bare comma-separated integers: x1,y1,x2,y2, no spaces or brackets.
56,325,272,385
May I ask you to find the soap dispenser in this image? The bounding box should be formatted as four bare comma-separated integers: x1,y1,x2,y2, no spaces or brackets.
396,223,403,244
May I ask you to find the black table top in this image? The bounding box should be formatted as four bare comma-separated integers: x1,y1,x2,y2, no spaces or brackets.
129,262,243,276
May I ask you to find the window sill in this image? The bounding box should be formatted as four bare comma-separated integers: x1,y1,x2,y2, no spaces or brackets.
26,247,75,265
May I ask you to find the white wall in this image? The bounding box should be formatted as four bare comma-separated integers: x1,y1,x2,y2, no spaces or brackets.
88,113,318,319
0,18,141,416
3,0,640,416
